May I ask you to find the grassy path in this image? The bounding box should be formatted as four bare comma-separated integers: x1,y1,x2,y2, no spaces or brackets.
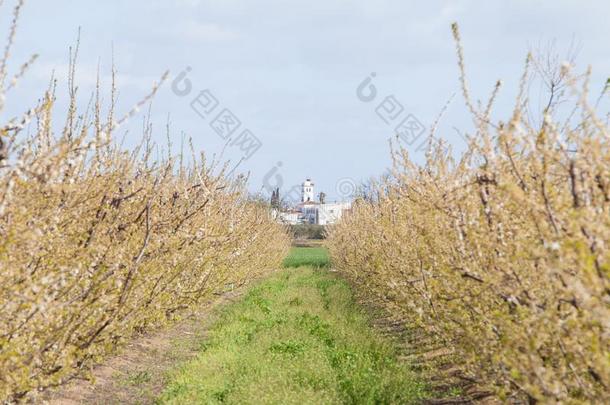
159,248,427,404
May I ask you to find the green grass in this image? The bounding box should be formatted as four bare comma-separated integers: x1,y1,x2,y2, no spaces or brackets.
282,247,330,268
159,268,427,404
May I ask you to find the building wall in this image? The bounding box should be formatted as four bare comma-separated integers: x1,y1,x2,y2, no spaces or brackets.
277,203,350,225
302,205,318,224
317,202,351,225
302,180,314,202
279,212,301,224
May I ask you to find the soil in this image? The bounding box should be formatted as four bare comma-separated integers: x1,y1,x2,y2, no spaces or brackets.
38,273,499,405
40,290,242,405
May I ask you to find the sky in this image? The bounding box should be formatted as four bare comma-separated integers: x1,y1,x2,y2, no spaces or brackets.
2,0,609,201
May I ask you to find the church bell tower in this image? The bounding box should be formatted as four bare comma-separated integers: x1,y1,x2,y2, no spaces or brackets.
302,178,314,202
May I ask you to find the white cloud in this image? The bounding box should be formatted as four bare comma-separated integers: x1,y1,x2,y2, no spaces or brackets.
6,0,610,198
175,21,240,42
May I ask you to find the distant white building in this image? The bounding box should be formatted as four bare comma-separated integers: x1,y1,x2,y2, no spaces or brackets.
317,201,352,225
278,210,300,224
302,178,314,202
276,178,351,225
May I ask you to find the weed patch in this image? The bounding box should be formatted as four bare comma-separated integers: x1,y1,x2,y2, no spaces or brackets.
159,268,427,404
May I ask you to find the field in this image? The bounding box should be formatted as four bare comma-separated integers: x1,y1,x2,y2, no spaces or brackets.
1,1,608,402
0,4,291,398
325,25,610,404
282,246,330,268
159,266,427,404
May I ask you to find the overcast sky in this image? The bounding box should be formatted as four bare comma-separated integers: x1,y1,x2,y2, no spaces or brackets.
2,0,609,200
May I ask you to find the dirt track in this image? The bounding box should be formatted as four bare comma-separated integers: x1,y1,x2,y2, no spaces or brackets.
42,291,242,405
